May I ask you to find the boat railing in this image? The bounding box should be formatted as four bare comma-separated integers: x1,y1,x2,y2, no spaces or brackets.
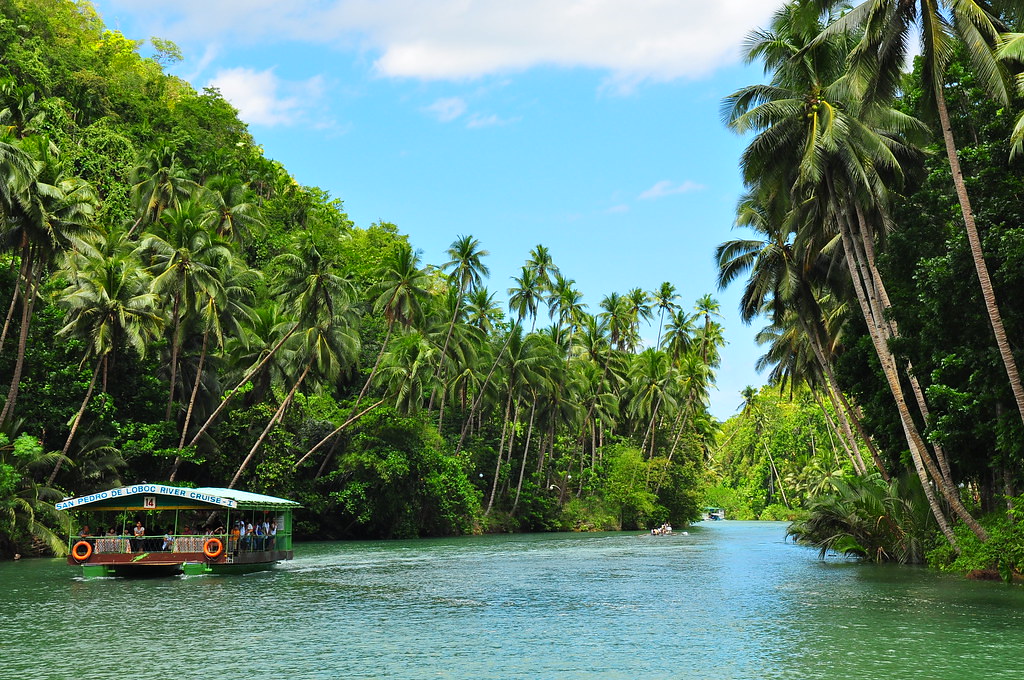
78,533,292,554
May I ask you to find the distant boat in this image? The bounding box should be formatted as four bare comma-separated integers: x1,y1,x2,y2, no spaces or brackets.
702,507,725,521
58,484,299,577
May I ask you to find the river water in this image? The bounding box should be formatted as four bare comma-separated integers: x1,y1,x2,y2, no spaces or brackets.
4,521,1024,679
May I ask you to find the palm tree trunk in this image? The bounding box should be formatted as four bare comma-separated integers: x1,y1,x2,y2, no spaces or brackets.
169,329,210,481
512,400,537,513
293,399,384,469
851,205,985,537
49,358,103,485
837,207,958,545
0,254,27,357
228,362,310,489
186,321,299,448
0,247,35,426
429,292,464,411
357,321,393,403
811,390,862,474
935,88,1024,426
164,295,182,421
484,389,514,515
455,327,515,454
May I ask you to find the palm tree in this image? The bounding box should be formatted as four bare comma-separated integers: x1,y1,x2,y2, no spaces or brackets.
526,244,559,292
0,432,71,557
227,234,360,488
138,199,231,420
625,287,653,350
168,257,258,480
51,237,162,482
200,174,264,242
358,242,430,403
508,267,544,331
652,282,680,348
547,274,587,334
824,0,1024,426
0,136,98,426
433,235,489,408
128,145,197,235
725,0,979,543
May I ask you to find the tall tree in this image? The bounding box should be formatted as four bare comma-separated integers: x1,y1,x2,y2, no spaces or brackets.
825,0,1024,426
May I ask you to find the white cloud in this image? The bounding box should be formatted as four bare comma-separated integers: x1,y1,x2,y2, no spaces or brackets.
466,113,519,129
606,204,630,214
425,97,467,122
207,67,326,126
107,0,778,84
638,179,705,200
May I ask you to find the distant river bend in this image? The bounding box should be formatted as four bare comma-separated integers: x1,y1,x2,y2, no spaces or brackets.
4,522,1024,679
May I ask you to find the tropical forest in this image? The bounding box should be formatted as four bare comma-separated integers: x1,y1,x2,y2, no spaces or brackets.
3,0,1024,588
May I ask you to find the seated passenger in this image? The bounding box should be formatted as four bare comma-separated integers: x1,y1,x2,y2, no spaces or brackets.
161,527,174,551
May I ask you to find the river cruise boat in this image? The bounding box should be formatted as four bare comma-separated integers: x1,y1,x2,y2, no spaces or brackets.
57,484,299,577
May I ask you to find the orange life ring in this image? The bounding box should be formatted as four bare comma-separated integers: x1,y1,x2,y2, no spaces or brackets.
203,537,224,559
71,540,93,562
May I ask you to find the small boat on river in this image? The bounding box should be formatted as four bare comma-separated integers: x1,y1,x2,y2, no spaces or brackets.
57,484,299,577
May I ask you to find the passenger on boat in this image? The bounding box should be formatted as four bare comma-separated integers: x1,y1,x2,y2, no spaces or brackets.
267,522,277,550
106,527,117,536
229,523,241,553
78,525,91,540
132,521,145,551
254,521,265,550
161,527,174,551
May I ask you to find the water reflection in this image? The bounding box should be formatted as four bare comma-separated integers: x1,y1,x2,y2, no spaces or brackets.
4,522,1024,679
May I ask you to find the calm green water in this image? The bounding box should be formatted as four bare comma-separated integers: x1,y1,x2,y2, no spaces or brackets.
3,521,1024,679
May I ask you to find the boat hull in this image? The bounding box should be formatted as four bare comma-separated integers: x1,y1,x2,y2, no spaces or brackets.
71,550,294,578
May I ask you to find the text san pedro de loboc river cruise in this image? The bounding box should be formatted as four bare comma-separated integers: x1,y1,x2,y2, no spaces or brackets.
57,484,299,577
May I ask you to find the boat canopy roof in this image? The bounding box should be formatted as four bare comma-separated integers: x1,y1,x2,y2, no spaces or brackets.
56,484,301,512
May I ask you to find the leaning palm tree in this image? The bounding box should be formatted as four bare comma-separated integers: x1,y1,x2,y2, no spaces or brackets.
725,0,982,543
823,0,1024,426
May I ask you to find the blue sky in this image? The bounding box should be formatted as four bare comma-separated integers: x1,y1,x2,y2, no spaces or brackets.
93,0,780,420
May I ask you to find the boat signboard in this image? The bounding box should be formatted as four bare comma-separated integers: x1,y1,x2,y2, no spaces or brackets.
56,484,238,511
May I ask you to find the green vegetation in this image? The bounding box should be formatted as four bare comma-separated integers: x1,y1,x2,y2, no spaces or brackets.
0,0,720,556
715,0,1024,573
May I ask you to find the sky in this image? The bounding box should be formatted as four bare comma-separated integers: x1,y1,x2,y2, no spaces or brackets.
92,0,780,421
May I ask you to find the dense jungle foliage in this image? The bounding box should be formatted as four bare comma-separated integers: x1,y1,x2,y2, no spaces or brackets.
0,0,723,557
715,0,1024,576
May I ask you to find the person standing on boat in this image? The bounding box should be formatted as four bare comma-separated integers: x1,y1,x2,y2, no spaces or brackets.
132,520,145,552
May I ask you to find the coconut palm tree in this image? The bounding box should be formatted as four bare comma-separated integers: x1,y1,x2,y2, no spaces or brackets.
200,174,264,242
432,235,489,408
128,145,197,235
526,244,559,292
358,242,430,403
0,432,71,557
652,282,680,348
51,237,162,483
725,0,981,543
824,0,1024,426
508,266,544,331
137,199,231,420
0,137,98,426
